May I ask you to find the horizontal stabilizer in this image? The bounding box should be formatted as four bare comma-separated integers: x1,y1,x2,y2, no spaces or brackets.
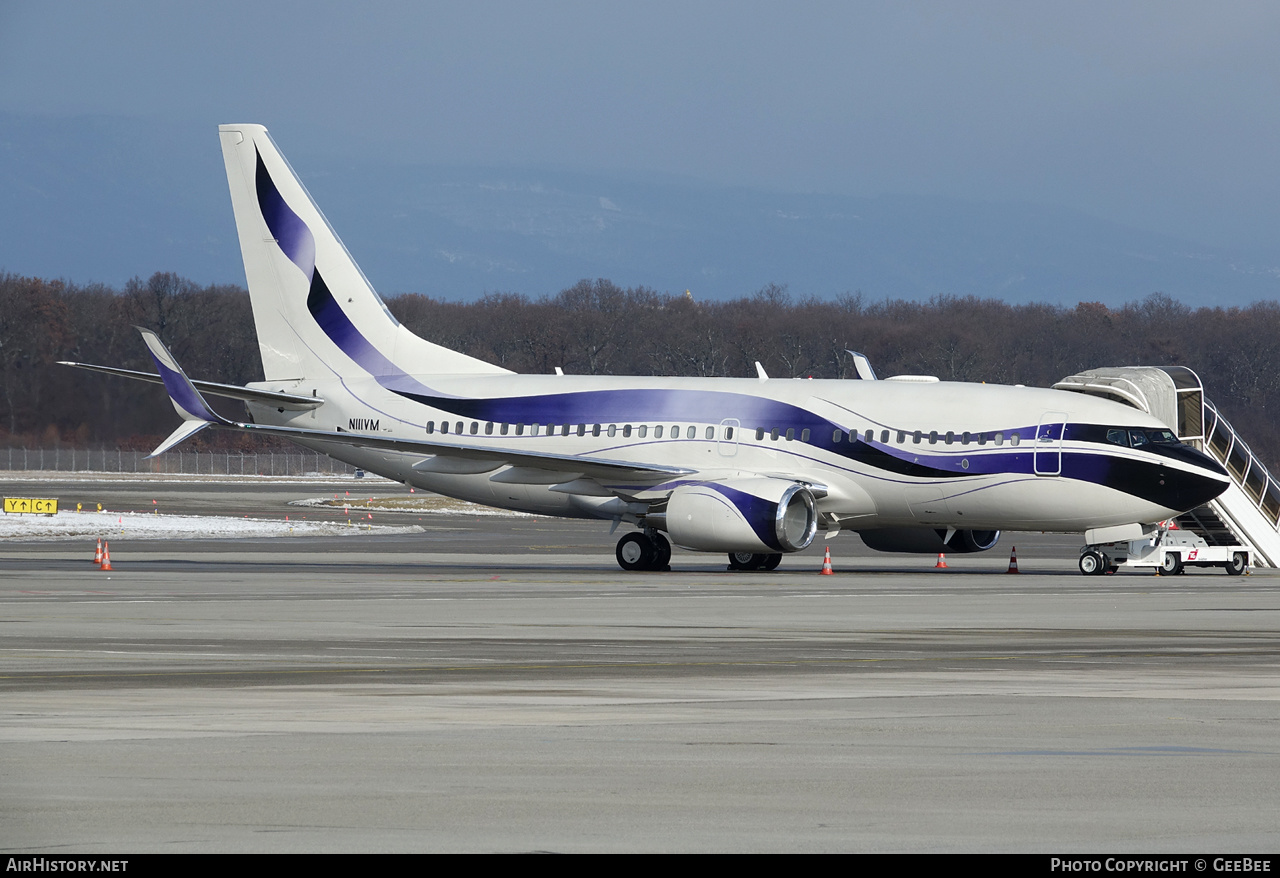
149,419,212,458
57,361,324,410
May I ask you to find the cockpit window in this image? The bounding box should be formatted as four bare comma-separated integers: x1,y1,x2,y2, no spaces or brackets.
1071,424,1185,449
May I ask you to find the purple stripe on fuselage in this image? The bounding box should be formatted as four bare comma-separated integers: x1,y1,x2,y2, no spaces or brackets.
397,388,810,428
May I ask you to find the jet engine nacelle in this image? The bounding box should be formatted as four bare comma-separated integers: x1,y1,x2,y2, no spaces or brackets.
657,479,818,553
857,527,1000,554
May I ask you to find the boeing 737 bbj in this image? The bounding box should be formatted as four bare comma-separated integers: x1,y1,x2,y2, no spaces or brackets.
62,125,1231,573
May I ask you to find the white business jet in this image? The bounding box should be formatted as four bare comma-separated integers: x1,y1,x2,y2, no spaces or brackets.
62,125,1230,573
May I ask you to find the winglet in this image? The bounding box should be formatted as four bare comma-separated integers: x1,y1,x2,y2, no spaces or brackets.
136,327,234,457
846,350,878,380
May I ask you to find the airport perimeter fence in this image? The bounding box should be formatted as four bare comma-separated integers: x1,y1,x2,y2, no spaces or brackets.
0,448,362,478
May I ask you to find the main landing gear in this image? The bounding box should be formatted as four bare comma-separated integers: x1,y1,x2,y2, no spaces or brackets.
726,551,782,571
613,532,785,573
615,530,673,571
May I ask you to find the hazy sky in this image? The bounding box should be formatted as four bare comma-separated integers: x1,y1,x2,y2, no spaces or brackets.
4,1,1280,250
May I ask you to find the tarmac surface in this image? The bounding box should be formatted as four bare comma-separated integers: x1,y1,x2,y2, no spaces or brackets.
2,476,1279,852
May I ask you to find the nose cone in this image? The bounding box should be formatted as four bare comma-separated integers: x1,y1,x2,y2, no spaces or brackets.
1106,444,1230,515
1161,448,1230,512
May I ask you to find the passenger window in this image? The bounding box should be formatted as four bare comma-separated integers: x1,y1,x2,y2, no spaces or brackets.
469,422,478,435
440,421,449,434
929,431,938,445
637,425,646,438
864,429,873,443
672,424,680,437
705,426,714,439
515,424,524,436
832,429,842,443
880,430,889,444
607,424,617,438
426,421,435,434
687,426,696,439
500,423,509,435
897,431,905,444
455,422,463,434
561,425,570,436
994,432,1003,445
592,424,602,437
977,433,986,446
622,425,632,438
913,430,921,444
801,428,810,442
576,424,586,437
945,431,954,445
786,428,795,441
725,426,734,440
655,425,664,438
485,422,494,435
961,432,971,445
531,424,540,436
771,428,780,441
1010,433,1021,446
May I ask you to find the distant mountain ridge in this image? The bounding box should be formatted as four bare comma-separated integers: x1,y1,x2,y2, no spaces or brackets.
2,112,1278,306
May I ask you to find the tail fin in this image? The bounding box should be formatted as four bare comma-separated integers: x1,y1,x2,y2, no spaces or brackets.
218,124,509,382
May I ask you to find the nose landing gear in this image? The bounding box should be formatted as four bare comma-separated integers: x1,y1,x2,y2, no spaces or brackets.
1078,547,1120,576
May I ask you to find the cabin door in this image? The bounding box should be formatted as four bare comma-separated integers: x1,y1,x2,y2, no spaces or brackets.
1034,412,1067,476
718,419,740,457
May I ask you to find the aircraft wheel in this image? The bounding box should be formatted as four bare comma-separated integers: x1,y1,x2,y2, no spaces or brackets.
1159,552,1183,576
761,553,782,571
650,533,672,570
727,551,764,571
1078,550,1104,576
617,532,655,571
1225,552,1247,576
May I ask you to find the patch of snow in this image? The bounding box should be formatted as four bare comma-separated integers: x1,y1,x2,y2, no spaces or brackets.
0,510,423,541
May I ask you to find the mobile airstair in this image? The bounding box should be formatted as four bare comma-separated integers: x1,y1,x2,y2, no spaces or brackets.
1054,366,1280,568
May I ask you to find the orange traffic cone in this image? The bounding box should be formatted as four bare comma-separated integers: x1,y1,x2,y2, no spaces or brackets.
1006,546,1019,574
99,541,112,571
934,552,948,569
93,539,102,565
820,546,834,575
